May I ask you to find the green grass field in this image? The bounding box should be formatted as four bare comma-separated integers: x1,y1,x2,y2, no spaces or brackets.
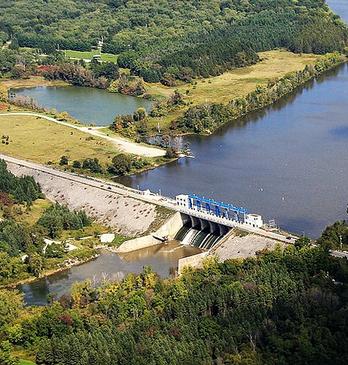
0,114,119,165
145,50,321,129
64,49,117,63
19,360,36,365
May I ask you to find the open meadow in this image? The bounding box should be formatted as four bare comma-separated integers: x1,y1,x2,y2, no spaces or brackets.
0,114,119,165
145,50,321,129
64,49,117,63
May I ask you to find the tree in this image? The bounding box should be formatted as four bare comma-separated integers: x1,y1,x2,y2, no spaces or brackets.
0,290,23,328
9,38,19,50
28,253,44,277
72,160,81,168
82,158,103,173
38,209,63,238
294,236,311,249
165,147,178,159
45,243,65,258
59,155,69,166
108,154,132,175
133,107,146,121
0,341,18,365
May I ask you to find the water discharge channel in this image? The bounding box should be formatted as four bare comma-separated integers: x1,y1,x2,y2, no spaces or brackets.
19,243,201,306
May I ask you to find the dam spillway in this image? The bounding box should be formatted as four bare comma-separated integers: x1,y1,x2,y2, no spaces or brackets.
174,213,230,250
173,194,264,250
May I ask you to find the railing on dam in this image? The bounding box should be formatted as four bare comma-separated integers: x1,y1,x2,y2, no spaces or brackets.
178,207,245,229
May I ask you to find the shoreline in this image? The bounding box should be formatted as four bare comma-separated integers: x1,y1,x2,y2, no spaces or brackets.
1,252,100,289
148,56,348,138
1,55,346,169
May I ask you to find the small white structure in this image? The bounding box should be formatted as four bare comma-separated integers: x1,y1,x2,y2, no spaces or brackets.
176,194,190,208
65,242,78,251
245,214,263,228
100,233,115,244
21,254,28,263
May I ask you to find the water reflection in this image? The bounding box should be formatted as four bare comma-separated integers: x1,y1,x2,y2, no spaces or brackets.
12,86,152,126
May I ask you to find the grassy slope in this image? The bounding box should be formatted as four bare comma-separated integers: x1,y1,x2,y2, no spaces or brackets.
17,198,52,225
0,114,119,165
145,50,321,129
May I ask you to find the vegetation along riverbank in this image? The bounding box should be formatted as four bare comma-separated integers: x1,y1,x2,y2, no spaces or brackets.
0,0,347,146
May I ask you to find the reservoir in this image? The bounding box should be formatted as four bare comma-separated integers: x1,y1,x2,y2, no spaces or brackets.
119,64,348,238
20,242,200,306
12,86,152,126
119,0,348,238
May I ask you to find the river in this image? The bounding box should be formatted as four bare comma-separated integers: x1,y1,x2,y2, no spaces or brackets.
12,86,152,126
19,243,200,306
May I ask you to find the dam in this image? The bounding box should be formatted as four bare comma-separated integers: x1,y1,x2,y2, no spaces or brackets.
1,154,297,255
172,194,264,250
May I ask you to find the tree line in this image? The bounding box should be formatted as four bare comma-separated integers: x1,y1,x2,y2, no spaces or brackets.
0,0,347,82
0,160,93,284
0,159,42,205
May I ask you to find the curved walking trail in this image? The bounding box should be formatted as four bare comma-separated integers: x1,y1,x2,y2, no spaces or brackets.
0,112,165,157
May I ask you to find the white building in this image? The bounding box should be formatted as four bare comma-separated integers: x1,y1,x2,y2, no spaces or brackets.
176,194,190,208
244,214,263,228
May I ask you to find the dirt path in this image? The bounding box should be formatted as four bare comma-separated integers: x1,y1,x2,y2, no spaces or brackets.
0,112,165,157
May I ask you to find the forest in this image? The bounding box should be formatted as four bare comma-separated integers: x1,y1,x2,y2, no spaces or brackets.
0,222,347,365
0,0,347,81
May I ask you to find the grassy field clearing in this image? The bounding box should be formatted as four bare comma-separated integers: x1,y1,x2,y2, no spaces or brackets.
64,49,117,63
19,359,36,365
1,76,68,90
145,50,321,129
0,114,119,165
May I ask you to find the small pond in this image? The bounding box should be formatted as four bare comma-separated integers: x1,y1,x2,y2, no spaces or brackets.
12,86,152,126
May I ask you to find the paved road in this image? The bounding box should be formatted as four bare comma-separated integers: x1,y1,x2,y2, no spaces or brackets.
0,112,165,157
0,154,298,244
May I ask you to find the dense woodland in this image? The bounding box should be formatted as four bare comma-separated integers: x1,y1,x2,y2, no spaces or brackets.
0,0,347,81
0,223,347,364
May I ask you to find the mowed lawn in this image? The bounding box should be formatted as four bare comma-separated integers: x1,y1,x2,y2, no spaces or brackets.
0,114,119,165
64,49,117,63
145,50,320,129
